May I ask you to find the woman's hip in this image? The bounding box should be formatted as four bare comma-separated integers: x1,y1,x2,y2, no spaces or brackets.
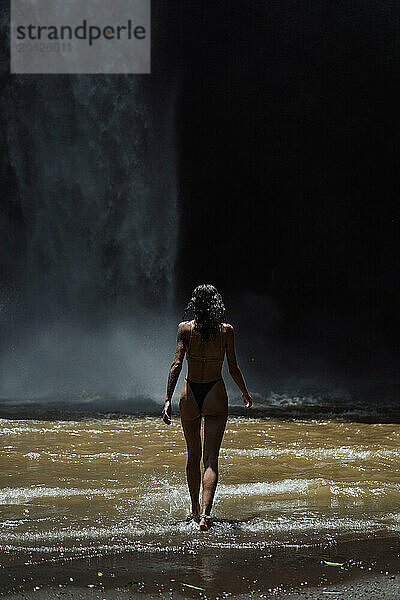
179,377,228,419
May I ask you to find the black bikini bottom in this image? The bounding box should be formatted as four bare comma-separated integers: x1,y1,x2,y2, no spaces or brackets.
187,378,222,412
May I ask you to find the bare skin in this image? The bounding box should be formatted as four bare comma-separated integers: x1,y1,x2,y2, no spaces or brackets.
162,320,253,531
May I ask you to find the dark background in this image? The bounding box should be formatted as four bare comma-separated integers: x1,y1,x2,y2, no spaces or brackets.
156,1,400,381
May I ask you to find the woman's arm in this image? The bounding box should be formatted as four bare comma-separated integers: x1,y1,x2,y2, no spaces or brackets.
226,324,253,408
161,322,186,424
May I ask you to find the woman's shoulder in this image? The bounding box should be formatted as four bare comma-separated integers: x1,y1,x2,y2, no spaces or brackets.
177,321,192,344
178,320,193,330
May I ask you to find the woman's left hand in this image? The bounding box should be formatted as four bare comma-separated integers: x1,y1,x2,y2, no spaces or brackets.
161,399,172,424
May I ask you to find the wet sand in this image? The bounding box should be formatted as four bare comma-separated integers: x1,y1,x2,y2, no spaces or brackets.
1,534,399,599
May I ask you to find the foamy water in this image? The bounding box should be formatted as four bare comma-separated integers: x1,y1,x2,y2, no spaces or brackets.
1,414,399,565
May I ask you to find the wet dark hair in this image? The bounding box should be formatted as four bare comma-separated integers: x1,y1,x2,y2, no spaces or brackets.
184,284,225,342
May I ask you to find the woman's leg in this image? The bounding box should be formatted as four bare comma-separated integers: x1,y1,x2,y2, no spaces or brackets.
181,415,202,515
180,380,202,516
199,380,228,529
201,413,228,521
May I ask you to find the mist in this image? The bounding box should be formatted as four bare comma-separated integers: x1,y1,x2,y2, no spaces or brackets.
0,309,182,401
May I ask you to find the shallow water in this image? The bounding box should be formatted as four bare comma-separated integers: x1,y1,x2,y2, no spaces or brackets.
1,414,400,566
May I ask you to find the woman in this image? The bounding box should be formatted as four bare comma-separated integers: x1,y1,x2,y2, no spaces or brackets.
161,284,253,531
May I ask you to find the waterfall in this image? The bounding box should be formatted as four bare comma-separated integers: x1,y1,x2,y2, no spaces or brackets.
1,75,178,320
0,70,180,399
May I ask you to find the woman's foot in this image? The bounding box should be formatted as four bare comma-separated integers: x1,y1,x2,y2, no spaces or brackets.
186,502,201,522
199,513,212,531
186,511,200,522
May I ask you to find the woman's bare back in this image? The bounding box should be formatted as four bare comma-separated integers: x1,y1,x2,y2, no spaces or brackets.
184,319,226,383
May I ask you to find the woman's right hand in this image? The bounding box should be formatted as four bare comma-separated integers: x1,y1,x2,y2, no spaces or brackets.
242,392,253,409
161,399,172,424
